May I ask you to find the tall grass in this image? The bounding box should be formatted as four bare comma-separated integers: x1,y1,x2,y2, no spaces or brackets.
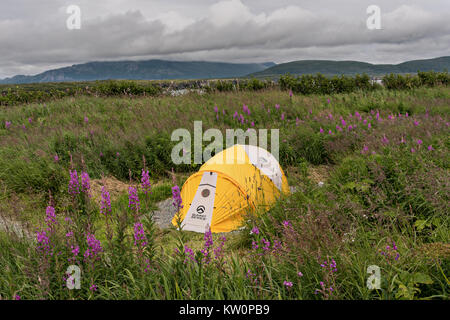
0,86,448,300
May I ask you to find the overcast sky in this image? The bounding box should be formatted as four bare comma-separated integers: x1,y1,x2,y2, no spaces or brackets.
0,0,449,78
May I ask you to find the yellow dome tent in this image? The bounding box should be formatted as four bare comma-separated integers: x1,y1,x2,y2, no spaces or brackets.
171,144,290,233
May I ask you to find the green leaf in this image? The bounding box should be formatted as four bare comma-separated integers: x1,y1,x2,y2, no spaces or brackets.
412,273,433,285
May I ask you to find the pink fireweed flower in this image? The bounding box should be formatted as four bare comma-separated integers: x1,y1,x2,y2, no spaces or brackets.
141,169,152,195
283,281,293,288
222,109,225,115
214,105,218,113
201,228,214,264
341,119,346,127
233,111,238,119
382,135,389,144
28,117,32,124
81,171,90,195
428,145,434,151
251,121,255,127
417,139,423,145
348,125,353,131
368,123,371,129
133,222,147,247
296,117,300,126
282,220,291,227
413,120,419,126
84,116,89,123
328,113,333,120
411,148,416,153
319,127,324,133
214,235,227,261
275,104,280,110
298,272,303,277
45,206,57,228
289,90,293,97
128,187,140,212
250,226,259,235
68,170,80,196
172,185,183,209
84,233,102,263
5,121,11,129
281,113,285,121
336,125,342,132
361,145,369,154
54,154,59,162
100,186,111,216
36,230,51,256
405,112,409,117
328,130,333,135
327,98,330,104
89,284,98,292
184,245,196,263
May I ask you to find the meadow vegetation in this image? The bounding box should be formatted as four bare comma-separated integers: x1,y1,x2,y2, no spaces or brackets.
0,79,448,300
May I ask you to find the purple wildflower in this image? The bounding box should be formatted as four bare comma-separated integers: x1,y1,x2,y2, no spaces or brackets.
100,186,111,216
133,222,147,247
141,169,152,195
84,233,102,263
128,186,140,212
81,171,90,195
250,226,259,235
45,206,57,228
283,281,293,288
172,185,183,210
5,121,11,129
68,170,80,196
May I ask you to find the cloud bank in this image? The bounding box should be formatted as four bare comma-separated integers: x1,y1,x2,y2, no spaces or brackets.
0,0,449,78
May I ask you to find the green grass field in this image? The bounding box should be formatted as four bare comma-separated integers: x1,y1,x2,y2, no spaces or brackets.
0,84,448,300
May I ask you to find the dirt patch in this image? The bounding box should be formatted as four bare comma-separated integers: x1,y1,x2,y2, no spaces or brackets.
90,176,137,204
308,165,331,184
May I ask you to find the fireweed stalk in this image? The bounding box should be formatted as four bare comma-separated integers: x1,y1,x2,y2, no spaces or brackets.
141,169,152,196
128,186,140,220
315,257,338,299
100,184,113,244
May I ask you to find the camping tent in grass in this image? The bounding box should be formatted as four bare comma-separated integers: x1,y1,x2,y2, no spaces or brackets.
171,144,290,233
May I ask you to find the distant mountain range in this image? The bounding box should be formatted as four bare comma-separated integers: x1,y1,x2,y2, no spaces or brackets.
0,60,275,84
248,56,450,78
1,56,448,84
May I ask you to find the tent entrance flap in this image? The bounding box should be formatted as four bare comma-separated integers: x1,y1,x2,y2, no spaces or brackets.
181,171,218,233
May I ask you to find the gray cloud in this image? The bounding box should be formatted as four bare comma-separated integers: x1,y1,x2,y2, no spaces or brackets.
0,0,449,78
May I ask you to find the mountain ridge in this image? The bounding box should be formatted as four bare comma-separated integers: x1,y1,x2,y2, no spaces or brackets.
0,60,276,84
247,56,450,78
1,56,449,84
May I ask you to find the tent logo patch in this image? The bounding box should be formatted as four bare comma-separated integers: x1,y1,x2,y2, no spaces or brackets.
196,205,206,214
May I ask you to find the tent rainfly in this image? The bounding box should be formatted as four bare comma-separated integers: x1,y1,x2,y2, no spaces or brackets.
171,144,290,233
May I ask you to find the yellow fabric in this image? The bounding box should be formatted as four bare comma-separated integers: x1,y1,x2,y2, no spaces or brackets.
171,145,290,233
